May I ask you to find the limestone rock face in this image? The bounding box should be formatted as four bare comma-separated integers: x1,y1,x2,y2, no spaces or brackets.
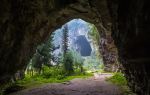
1,0,150,95
75,35,92,56
108,0,150,94
0,0,118,83
0,0,77,83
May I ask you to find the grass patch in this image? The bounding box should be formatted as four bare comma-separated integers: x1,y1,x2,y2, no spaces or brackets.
16,73,93,88
106,72,136,95
16,66,93,88
106,72,127,86
2,66,93,95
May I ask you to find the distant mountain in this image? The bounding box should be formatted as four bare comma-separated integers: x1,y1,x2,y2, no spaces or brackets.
75,35,92,56
53,19,92,57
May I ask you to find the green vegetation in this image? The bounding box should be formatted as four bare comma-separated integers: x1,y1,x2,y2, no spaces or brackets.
84,23,104,72
107,72,127,85
63,51,74,75
88,23,100,45
1,70,92,95
16,66,93,88
13,23,93,89
106,72,136,95
2,21,105,95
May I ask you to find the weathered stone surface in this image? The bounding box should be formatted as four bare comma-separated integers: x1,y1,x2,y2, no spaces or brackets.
0,0,117,83
108,0,150,94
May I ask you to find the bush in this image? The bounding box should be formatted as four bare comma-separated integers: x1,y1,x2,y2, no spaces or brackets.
56,75,65,80
15,65,94,91
42,66,66,79
42,66,52,78
106,72,136,95
107,72,127,86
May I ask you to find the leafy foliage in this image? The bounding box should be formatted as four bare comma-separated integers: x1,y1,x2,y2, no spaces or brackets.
107,72,127,85
106,72,135,95
63,51,74,75
16,66,93,88
37,32,55,66
42,66,65,79
88,24,100,44
26,32,55,74
12,20,104,94
71,50,84,72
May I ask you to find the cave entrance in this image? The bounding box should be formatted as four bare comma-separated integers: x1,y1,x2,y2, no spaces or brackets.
25,18,104,79
6,19,120,95
1,1,149,95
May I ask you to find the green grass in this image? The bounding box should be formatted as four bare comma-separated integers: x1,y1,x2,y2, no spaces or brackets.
106,72,136,95
16,73,93,88
106,72,127,86
15,66,93,88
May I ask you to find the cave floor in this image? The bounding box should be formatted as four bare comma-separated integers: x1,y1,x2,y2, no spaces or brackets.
9,74,122,95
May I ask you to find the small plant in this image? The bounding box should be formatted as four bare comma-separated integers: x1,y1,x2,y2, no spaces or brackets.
106,72,136,95
107,72,127,86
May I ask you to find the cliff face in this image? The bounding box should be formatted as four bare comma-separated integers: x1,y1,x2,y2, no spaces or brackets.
0,0,117,83
75,35,92,56
0,0,60,83
108,0,150,94
0,0,150,94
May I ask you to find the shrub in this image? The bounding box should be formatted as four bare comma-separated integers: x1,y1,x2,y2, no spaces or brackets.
107,72,127,86
106,72,136,95
42,66,66,79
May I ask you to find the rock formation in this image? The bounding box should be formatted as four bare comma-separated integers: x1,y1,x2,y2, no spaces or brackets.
108,0,150,94
0,0,150,95
75,35,92,56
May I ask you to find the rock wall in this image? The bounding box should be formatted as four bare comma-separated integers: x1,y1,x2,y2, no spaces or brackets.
1,0,150,95
90,0,119,72
0,0,118,84
0,0,77,83
107,0,150,94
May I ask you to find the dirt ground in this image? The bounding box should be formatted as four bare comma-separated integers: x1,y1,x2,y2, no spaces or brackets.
10,73,122,95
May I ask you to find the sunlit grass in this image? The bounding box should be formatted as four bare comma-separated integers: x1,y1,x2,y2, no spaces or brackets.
106,72,136,95
16,73,93,88
106,72,127,86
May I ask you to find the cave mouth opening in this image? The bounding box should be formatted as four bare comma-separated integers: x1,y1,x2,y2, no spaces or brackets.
24,18,104,79
5,19,106,91
1,1,149,95
4,18,120,95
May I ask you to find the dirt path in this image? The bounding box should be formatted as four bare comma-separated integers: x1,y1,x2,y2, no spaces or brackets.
10,73,122,95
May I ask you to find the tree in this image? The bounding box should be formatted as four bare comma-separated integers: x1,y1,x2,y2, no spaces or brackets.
26,32,55,75
88,23,100,45
71,50,84,73
63,51,74,75
62,24,74,75
62,24,69,55
37,32,55,66
32,52,43,74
